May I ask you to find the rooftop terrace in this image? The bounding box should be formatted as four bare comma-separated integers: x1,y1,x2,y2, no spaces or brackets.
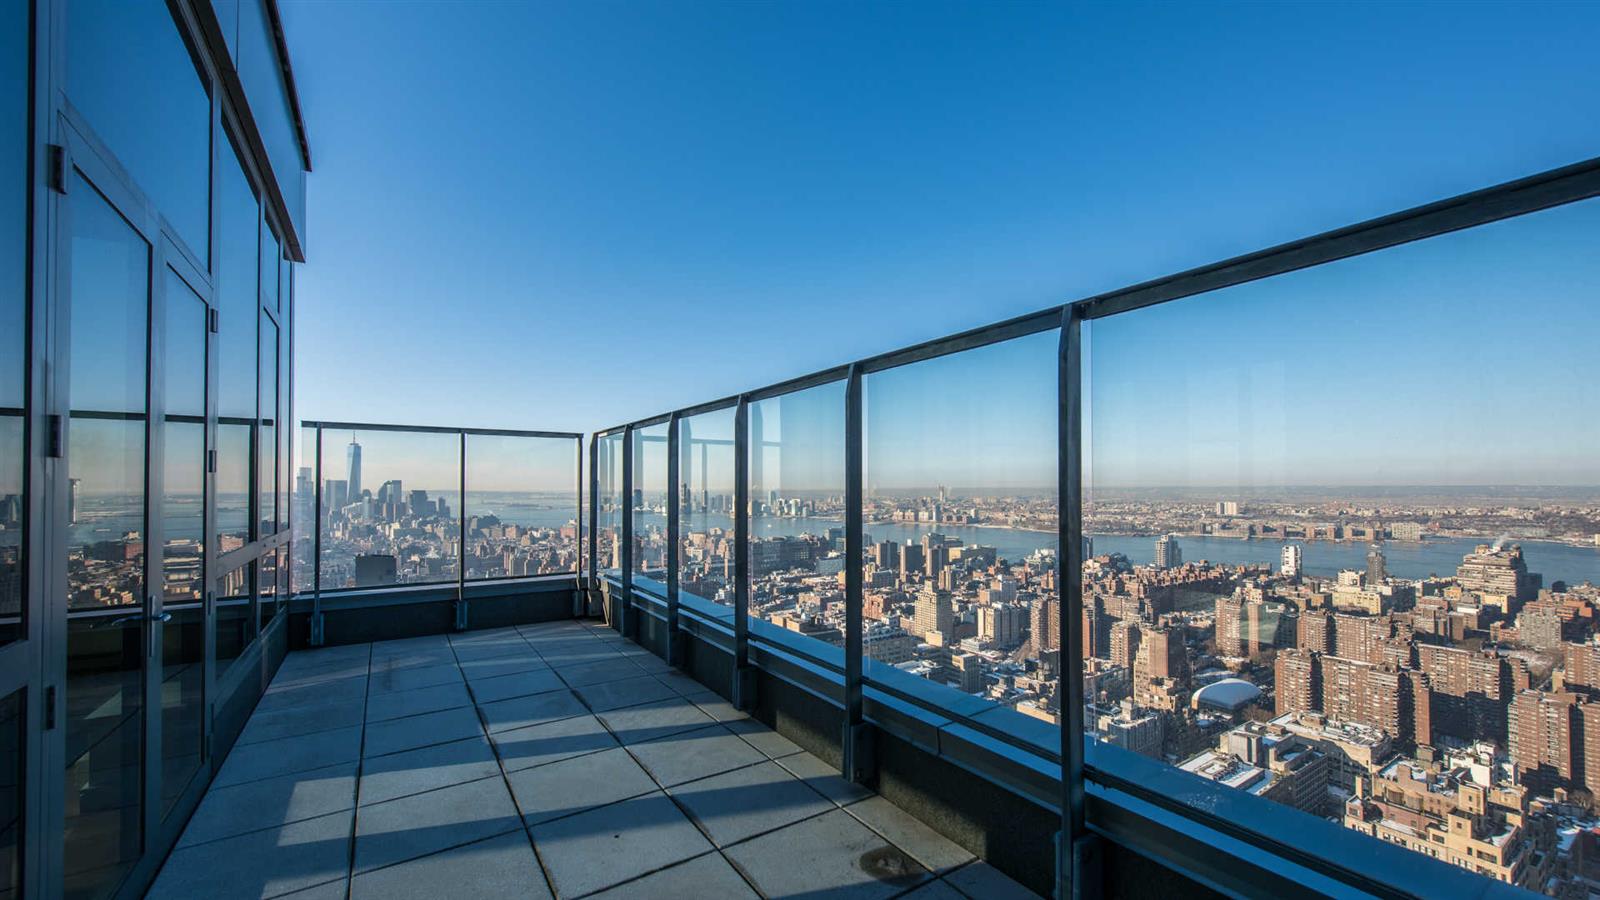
148,619,1037,900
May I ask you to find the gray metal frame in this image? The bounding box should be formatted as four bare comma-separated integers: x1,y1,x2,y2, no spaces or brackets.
664,413,682,665
732,396,752,707
619,423,634,638
842,364,868,782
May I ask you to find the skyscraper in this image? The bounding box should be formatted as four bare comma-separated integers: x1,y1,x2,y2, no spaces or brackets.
1154,534,1182,570
1281,544,1302,578
346,439,363,502
1366,544,1388,586
68,477,81,526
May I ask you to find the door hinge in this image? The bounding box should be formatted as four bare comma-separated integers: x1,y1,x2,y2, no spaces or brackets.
208,449,217,473
208,307,219,333
43,686,56,730
46,414,64,458
47,145,68,194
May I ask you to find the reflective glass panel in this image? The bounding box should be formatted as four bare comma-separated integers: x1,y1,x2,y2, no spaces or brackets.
64,174,148,900
159,269,206,817
318,429,460,588
0,690,21,898
1084,199,1600,896
464,435,578,579
631,423,668,587
257,312,277,536
291,427,315,593
259,547,278,626
678,408,737,606
214,561,252,680
748,385,846,647
216,135,256,548
67,0,210,264
598,432,623,577
0,0,25,647
864,332,1058,712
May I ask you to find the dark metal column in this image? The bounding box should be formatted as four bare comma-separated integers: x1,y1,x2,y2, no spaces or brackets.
619,424,635,638
665,413,683,664
842,363,872,783
732,396,753,708
1057,303,1098,899
574,434,584,617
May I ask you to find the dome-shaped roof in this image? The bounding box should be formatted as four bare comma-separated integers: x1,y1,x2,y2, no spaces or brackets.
1191,677,1262,712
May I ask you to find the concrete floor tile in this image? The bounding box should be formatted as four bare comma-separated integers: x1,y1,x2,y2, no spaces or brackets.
148,810,354,900
479,689,588,734
363,706,485,758
367,662,463,695
468,667,566,704
666,759,833,846
943,860,1042,900
363,681,473,723
179,762,357,848
350,831,549,900
359,735,501,806
506,746,658,825
530,791,712,898
775,751,874,807
596,697,717,746
354,776,522,873
724,809,929,900
214,726,363,788
845,796,974,874
572,674,678,713
627,725,766,788
491,714,618,774
589,851,756,899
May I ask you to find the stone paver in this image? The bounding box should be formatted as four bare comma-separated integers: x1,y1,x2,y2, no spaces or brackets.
154,620,1029,899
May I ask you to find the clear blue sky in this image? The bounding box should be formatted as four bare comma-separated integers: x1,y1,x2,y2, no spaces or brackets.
281,0,1600,488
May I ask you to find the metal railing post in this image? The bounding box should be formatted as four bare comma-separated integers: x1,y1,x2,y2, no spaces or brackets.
843,363,872,782
1057,303,1098,899
732,396,753,708
574,435,584,616
620,424,635,638
666,414,682,664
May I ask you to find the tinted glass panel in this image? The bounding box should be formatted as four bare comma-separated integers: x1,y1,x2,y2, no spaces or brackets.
0,0,25,646
632,423,667,584
319,429,460,588
67,0,210,264
0,690,21,898
1084,199,1600,896
214,561,251,680
864,333,1058,709
257,312,277,535
291,427,314,593
598,432,622,577
464,435,578,579
675,408,736,606
749,385,846,649
65,174,148,900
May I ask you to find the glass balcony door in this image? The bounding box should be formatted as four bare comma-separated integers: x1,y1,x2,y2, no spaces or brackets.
49,119,216,900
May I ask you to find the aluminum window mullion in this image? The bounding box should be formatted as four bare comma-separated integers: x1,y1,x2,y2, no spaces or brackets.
620,424,634,638
1058,304,1090,897
732,397,751,707
843,363,867,782
665,414,681,664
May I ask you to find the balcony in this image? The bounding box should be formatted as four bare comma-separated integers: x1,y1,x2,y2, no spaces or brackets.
148,619,1036,899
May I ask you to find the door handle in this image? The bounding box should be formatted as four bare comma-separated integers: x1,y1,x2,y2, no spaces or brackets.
97,611,174,629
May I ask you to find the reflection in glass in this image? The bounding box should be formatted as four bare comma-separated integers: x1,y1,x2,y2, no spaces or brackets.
598,433,623,577
259,549,278,626
0,0,26,648
863,332,1058,710
318,430,460,589
291,427,315,593
0,690,21,897
675,408,736,606
748,385,846,645
67,0,210,264
64,175,148,900
464,435,578,579
1082,199,1600,896
214,562,252,680
258,313,277,536
159,269,207,818
218,134,257,551
632,424,667,582
215,423,250,550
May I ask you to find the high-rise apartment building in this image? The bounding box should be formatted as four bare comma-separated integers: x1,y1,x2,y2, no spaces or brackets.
1154,534,1182,570
1281,543,1302,578
1365,545,1387,586
1456,543,1541,614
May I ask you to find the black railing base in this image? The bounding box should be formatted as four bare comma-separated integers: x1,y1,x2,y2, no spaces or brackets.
843,720,877,785
1056,831,1103,900
732,665,758,711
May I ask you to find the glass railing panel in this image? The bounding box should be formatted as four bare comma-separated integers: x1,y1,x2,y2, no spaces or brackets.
317,428,460,589
463,434,579,580
668,407,733,606
747,383,846,651
861,332,1059,719
291,426,315,593
632,422,668,583
1083,196,1600,896
598,431,623,578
